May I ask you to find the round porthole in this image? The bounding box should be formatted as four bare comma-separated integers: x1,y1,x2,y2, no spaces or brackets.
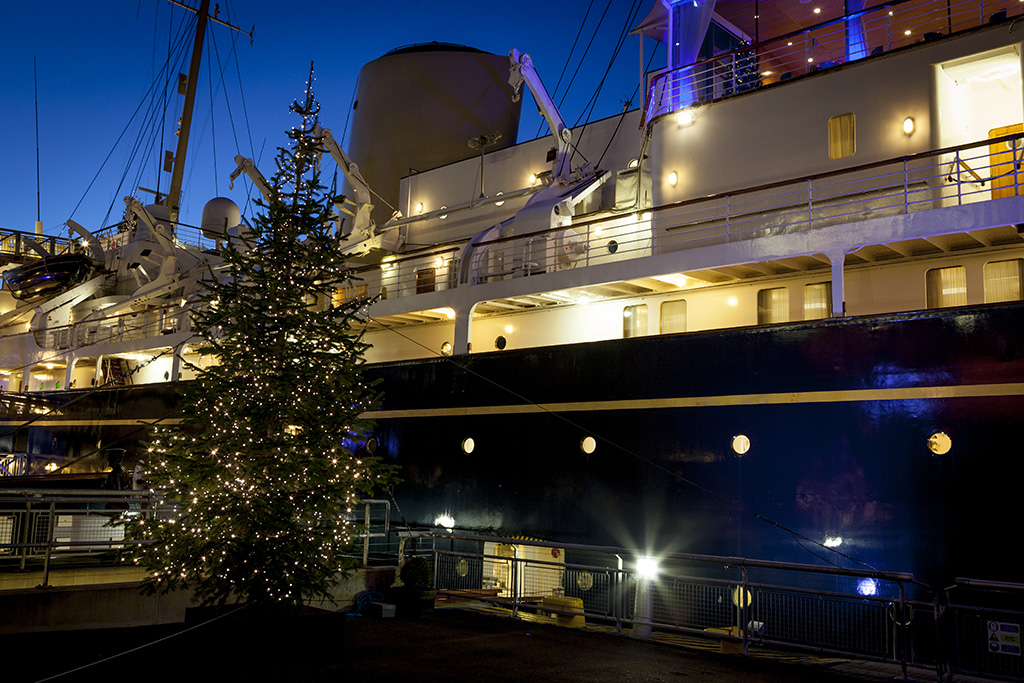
927,431,952,455
365,437,378,454
495,336,507,350
607,240,618,254
456,558,469,577
461,437,475,454
440,341,453,356
732,434,751,455
581,436,597,454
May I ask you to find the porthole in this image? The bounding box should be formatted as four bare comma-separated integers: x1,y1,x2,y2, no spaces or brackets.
440,341,453,356
461,437,475,454
607,240,618,254
456,559,469,577
927,431,952,455
581,436,597,454
365,437,378,454
732,434,751,455
495,336,507,350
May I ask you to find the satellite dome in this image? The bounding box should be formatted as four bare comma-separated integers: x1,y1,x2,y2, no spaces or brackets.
201,197,241,238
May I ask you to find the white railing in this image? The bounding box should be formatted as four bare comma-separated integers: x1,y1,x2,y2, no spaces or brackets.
644,0,1022,126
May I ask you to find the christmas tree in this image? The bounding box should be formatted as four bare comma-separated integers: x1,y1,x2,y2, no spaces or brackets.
126,66,396,607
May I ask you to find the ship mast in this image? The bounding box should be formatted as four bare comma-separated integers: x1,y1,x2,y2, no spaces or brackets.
164,0,253,225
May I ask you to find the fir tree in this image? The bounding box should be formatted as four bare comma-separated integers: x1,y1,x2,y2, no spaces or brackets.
126,66,395,607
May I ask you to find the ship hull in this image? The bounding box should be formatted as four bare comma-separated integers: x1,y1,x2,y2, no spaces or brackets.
367,302,1024,588
7,302,1023,588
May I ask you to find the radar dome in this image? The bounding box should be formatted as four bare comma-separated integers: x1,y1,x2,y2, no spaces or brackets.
201,197,242,238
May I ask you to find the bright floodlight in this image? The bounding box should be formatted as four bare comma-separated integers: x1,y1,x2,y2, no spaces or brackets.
636,556,659,579
857,578,879,596
434,512,455,531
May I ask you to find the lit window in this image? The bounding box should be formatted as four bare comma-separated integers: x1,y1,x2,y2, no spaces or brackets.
661,300,687,334
828,113,856,160
984,259,1024,303
803,282,832,320
623,304,648,338
757,287,789,324
926,266,967,308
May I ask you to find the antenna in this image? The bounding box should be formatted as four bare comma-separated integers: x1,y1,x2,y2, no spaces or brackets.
34,56,42,236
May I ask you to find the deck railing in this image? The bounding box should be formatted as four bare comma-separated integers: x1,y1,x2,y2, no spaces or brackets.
353,131,1022,301
643,0,1022,127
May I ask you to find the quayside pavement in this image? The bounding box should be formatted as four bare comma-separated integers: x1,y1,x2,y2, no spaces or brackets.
3,603,994,683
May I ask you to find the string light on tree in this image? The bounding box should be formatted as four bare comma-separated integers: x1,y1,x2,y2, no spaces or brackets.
123,64,397,609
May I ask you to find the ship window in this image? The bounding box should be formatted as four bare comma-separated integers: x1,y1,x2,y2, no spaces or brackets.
803,282,832,320
415,267,436,294
984,259,1024,302
661,300,687,334
926,266,967,308
623,304,648,338
828,113,856,159
757,288,789,324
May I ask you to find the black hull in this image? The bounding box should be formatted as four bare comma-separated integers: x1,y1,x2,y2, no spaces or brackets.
366,303,1024,589
6,302,1023,589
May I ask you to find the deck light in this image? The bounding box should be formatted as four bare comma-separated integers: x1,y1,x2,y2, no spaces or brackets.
494,191,505,206
415,202,424,214
675,109,695,126
439,206,448,219
903,117,915,135
667,171,679,186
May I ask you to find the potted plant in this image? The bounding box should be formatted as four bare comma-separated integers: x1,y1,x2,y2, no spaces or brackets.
395,555,436,617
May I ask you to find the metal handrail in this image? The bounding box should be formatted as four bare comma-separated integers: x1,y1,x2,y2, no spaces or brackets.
643,0,1018,127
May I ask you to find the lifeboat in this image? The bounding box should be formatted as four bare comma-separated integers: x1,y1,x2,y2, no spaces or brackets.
3,253,95,301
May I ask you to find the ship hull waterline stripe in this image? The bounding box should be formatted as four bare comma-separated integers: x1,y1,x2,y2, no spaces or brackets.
364,382,1024,419
6,382,1020,427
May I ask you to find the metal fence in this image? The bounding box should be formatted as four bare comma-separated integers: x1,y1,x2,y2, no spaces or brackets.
0,491,392,586
643,0,1021,126
421,531,1024,681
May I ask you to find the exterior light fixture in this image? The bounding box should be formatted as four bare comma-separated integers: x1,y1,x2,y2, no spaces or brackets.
904,29,912,36
732,434,751,455
814,7,821,14
903,117,915,135
529,173,538,185
667,171,679,186
636,556,659,579
494,191,504,206
928,431,952,455
675,109,695,126
441,341,453,356
415,202,424,214
762,70,773,76
439,206,448,219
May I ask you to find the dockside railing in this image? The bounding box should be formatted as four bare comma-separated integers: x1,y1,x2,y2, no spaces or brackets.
416,531,1024,682
0,491,392,584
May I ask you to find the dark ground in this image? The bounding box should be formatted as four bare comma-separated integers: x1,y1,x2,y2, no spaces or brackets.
6,607,897,683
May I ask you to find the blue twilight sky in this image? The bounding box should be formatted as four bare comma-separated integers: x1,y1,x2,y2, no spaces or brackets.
1,0,663,236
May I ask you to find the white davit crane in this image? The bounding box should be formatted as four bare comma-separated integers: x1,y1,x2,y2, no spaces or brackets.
229,155,273,202
508,48,573,185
